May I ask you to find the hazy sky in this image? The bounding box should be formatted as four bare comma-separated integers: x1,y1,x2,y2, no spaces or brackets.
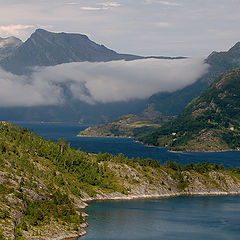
0,0,239,57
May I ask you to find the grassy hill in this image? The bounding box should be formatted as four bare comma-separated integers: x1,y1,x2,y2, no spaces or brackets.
137,67,240,151
1,122,240,239
78,114,166,138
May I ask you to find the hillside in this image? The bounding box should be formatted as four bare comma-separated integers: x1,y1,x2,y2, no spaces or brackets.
147,42,240,116
137,67,240,152
78,114,166,138
1,123,240,239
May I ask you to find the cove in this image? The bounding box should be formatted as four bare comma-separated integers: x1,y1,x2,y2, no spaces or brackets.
81,196,240,240
12,122,240,239
14,122,240,168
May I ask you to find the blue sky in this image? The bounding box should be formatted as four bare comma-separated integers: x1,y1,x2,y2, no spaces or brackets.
0,0,240,56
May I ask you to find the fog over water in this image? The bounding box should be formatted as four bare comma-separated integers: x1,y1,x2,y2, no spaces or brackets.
0,58,208,106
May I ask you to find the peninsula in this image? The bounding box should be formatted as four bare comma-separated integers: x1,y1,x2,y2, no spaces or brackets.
79,67,240,152
1,122,240,239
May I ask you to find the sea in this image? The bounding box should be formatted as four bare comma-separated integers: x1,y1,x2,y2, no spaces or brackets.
13,122,240,240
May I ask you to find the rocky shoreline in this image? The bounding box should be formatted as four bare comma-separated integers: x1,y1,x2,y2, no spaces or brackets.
74,189,240,239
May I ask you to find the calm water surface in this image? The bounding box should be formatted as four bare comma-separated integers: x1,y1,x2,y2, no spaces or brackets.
81,196,240,240
13,122,240,240
14,122,240,168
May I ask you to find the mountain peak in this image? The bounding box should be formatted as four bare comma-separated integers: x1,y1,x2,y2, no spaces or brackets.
33,28,90,41
228,41,240,54
0,36,22,60
0,29,142,74
0,36,22,48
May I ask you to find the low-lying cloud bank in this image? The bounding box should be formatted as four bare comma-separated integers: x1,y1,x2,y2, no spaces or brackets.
0,58,209,107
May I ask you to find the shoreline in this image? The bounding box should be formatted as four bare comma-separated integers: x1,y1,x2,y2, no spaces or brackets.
82,190,240,203
73,190,240,240
77,134,239,153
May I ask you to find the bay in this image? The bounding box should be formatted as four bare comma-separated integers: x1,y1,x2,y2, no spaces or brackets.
14,122,240,168
81,196,240,240
12,122,240,240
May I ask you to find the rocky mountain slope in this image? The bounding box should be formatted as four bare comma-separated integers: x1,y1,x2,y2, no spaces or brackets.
137,67,240,152
148,42,240,116
0,29,141,74
0,29,181,75
0,36,22,60
1,122,240,239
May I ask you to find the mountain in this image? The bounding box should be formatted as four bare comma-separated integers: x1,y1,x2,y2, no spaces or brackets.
0,29,184,123
0,36,22,60
1,122,240,239
0,29,140,74
147,42,240,116
0,29,182,75
137,67,240,152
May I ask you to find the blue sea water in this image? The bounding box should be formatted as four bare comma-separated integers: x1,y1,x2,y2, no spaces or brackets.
12,122,240,240
81,196,240,240
14,122,240,168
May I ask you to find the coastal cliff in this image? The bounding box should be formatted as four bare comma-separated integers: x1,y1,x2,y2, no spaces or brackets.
1,122,240,239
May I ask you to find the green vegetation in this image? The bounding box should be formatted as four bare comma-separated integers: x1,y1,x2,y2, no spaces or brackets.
78,114,167,138
147,41,240,117
1,122,240,239
136,67,240,151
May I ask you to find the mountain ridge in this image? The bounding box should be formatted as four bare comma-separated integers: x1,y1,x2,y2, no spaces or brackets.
137,67,240,152
147,42,240,116
0,28,183,75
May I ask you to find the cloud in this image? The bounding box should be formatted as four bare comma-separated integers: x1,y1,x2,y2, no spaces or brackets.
99,2,121,7
0,58,208,107
0,69,63,107
144,0,182,6
80,6,104,11
80,1,120,11
155,22,171,28
0,25,33,38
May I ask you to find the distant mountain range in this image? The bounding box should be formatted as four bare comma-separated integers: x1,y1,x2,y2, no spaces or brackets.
0,29,240,123
137,67,240,152
0,29,183,123
0,29,183,75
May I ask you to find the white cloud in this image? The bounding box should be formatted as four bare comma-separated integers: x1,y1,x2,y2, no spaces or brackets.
0,69,63,107
0,58,208,107
155,22,171,27
144,0,182,6
80,6,104,11
99,2,121,7
0,25,33,38
80,2,120,11
158,1,182,6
